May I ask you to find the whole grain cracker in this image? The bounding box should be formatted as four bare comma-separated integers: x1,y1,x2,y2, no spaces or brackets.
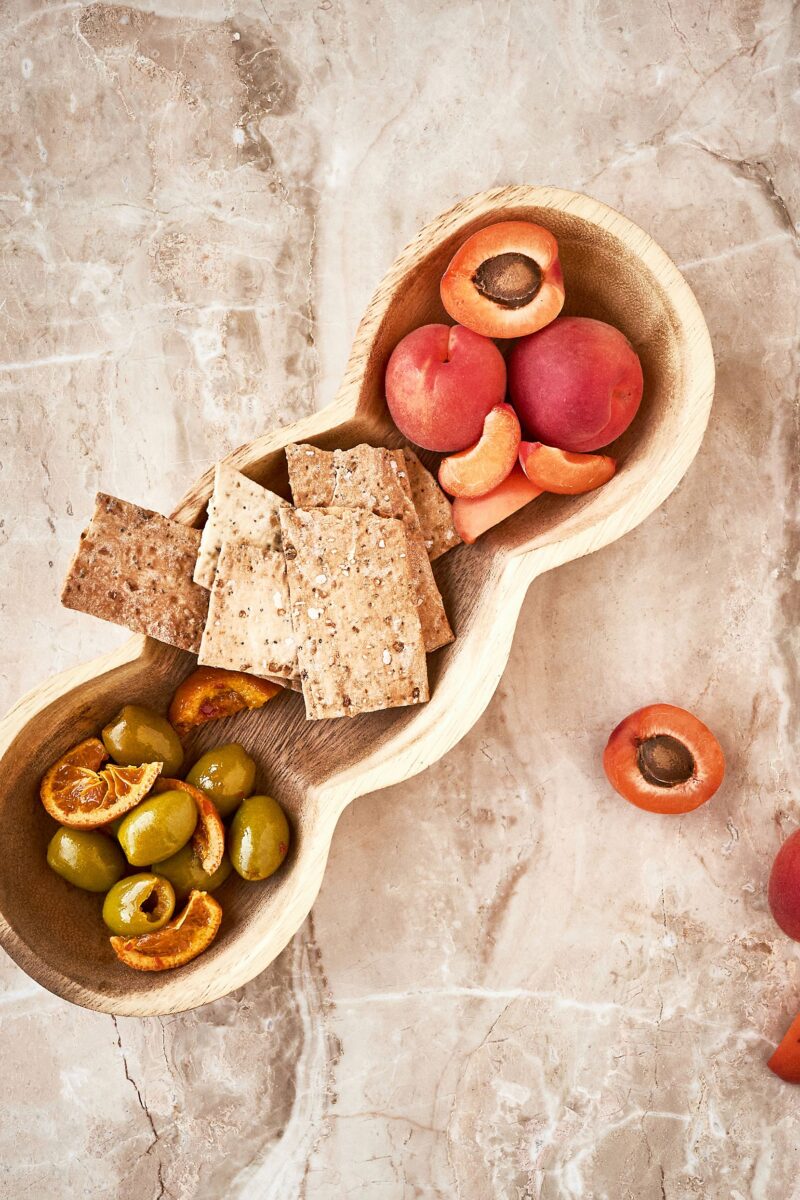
197,539,297,679
280,506,429,720
286,443,453,653
61,494,210,652
194,463,288,589
401,447,461,560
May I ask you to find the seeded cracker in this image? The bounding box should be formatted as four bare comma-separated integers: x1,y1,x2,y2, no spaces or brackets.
401,447,461,560
198,539,298,679
280,507,429,720
61,493,209,652
194,463,288,589
286,443,453,652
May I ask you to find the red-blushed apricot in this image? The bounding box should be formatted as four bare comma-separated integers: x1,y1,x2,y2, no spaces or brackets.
768,830,800,941
452,464,542,544
509,316,643,452
440,221,565,339
768,1012,800,1083
385,323,506,452
438,404,521,499
168,666,280,738
603,704,724,815
519,441,616,495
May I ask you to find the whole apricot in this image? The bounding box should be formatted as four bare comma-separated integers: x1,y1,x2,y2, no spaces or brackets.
769,830,800,941
509,316,643,452
385,323,506,452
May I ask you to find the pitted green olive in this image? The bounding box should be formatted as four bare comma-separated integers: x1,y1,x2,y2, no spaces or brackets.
229,794,290,882
102,705,183,777
186,744,256,818
117,789,197,866
46,828,126,892
102,873,175,936
152,843,232,902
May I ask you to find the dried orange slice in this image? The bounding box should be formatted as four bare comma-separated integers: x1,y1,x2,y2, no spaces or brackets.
168,667,280,737
153,777,225,874
110,889,222,971
40,737,162,829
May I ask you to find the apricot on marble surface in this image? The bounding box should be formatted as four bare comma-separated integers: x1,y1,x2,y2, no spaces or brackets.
768,830,800,942
768,1012,800,1083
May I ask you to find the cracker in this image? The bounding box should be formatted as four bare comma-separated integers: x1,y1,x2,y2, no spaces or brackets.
194,463,288,589
197,539,298,679
61,493,209,652
280,506,429,720
402,447,461,560
286,443,453,653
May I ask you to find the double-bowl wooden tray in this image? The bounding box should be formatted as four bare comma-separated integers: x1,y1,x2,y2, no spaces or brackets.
0,186,715,1015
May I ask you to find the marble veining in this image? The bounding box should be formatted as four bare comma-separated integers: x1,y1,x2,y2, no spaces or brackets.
0,0,798,1196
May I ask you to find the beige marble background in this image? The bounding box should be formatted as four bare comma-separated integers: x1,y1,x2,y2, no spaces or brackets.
1,1,798,1196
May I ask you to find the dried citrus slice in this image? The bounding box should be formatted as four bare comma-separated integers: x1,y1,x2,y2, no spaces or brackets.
153,777,225,874
40,737,162,829
168,666,280,737
110,889,222,971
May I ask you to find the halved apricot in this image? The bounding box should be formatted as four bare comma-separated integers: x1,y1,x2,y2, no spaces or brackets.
519,442,616,495
768,1012,800,1083
603,704,725,815
110,889,223,971
451,464,542,544
40,737,162,829
441,221,565,339
438,404,521,498
168,666,280,738
153,777,225,875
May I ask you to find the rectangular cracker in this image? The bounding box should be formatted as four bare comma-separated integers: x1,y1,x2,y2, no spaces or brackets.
197,539,298,679
280,506,429,720
402,447,461,560
286,443,453,653
194,463,288,589
61,493,209,652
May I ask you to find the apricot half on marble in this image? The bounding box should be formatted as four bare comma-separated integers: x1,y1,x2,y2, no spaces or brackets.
509,316,643,453
441,221,565,339
519,441,616,495
40,737,162,829
168,666,280,738
603,704,724,815
768,1012,800,1083
110,889,223,972
439,403,521,498
768,829,800,941
385,323,506,452
452,464,542,544
153,777,226,875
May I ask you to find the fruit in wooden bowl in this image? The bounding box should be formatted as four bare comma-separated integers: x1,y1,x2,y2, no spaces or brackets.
0,186,714,1014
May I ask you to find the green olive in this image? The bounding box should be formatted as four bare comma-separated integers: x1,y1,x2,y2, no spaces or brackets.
229,794,290,882
186,744,256,818
117,789,197,866
102,704,183,776
102,873,175,936
46,828,126,893
152,843,232,902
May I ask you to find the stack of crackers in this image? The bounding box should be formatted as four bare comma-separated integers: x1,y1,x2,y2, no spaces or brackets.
61,444,461,721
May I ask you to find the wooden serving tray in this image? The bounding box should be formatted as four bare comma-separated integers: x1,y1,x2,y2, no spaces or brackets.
0,186,715,1015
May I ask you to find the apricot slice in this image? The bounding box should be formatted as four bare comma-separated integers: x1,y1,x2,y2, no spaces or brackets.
110,889,222,972
441,221,565,339
451,464,542,544
603,704,724,815
768,1012,800,1083
153,777,225,875
40,737,162,829
168,666,280,738
438,404,521,499
519,442,616,495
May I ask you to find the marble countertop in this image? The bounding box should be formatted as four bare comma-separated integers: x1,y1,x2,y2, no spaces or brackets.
1,1,798,1196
